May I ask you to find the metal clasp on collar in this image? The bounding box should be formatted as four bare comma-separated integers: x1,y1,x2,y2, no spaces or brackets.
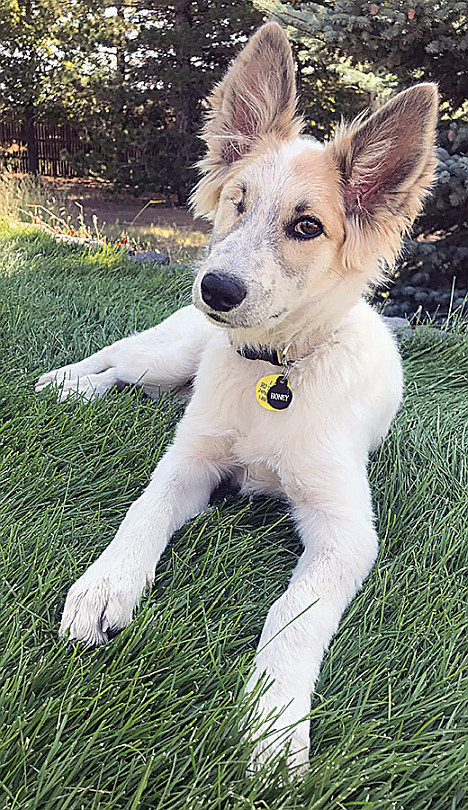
277,344,292,379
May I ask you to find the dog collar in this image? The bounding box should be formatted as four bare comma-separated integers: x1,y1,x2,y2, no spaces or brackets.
236,332,333,369
237,345,295,411
236,346,284,366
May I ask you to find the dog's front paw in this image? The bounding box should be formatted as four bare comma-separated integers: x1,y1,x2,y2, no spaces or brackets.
36,366,117,402
36,363,82,391
245,678,310,776
59,567,149,646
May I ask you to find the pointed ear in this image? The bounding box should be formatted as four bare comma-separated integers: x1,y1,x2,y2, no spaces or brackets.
328,84,439,271
191,21,301,219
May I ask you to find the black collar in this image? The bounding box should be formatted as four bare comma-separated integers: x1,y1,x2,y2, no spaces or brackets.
236,346,283,366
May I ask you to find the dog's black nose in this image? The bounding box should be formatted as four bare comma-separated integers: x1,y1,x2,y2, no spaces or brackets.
200,273,247,312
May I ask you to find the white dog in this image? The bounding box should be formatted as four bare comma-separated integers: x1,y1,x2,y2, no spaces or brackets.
36,22,438,772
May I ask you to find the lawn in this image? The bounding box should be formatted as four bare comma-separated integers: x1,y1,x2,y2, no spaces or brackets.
0,224,467,810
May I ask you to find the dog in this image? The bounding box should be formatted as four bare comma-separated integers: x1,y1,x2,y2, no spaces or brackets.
35,22,438,772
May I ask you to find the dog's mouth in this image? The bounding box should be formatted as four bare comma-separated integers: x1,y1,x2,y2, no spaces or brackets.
206,312,230,324
205,308,287,328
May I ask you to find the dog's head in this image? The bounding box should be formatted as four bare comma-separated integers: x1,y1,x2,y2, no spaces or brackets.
191,22,438,341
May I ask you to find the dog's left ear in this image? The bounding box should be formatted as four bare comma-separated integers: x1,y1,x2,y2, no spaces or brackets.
328,84,439,271
191,21,301,219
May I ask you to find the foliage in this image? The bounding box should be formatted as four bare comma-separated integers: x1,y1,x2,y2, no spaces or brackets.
0,0,124,175
420,134,468,238
108,0,264,203
0,0,262,200
265,0,468,109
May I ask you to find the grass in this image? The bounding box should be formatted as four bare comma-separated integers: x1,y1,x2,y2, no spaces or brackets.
0,174,208,264
0,222,467,810
114,221,207,265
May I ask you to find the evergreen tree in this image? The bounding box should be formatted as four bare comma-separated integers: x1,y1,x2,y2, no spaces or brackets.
266,0,468,108
0,0,122,173
120,0,264,203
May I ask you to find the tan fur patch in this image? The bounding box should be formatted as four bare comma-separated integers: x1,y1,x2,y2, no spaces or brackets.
288,148,345,248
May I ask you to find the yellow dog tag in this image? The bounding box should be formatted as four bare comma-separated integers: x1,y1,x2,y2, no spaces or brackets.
255,375,293,411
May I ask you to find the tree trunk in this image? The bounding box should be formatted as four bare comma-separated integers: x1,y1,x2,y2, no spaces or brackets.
174,0,193,204
23,98,38,175
115,3,127,172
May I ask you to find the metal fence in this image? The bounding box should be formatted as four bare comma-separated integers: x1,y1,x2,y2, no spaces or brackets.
0,121,82,176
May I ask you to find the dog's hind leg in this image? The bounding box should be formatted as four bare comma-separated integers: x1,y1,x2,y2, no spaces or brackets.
35,305,217,401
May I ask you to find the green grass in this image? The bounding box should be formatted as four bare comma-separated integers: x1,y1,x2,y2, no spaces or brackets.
0,223,467,810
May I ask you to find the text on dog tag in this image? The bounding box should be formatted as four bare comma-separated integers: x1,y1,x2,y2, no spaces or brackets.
255,374,293,411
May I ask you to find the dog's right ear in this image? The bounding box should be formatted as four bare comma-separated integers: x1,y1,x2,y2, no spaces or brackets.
191,21,301,219
328,84,439,273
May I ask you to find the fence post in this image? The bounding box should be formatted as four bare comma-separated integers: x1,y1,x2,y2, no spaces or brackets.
23,99,39,174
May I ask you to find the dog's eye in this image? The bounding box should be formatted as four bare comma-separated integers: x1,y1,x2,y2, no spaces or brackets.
230,183,246,216
288,217,324,240
232,198,245,216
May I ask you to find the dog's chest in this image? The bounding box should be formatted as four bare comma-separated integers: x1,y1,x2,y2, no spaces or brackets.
223,376,308,498
204,352,294,426
192,341,314,493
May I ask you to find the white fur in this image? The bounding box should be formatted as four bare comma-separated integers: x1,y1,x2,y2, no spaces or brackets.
37,297,402,771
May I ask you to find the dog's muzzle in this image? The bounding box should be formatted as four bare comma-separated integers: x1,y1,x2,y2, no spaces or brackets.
200,273,247,312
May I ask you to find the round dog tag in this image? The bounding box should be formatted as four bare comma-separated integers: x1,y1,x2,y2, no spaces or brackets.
255,374,292,411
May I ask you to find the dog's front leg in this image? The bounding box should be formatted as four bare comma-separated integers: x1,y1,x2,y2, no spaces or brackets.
36,305,216,401
246,462,378,773
60,431,227,646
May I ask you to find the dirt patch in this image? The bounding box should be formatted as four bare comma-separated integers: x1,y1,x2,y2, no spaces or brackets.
35,177,211,233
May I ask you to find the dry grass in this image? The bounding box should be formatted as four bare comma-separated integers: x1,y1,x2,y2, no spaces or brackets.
0,173,208,264
104,221,208,264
